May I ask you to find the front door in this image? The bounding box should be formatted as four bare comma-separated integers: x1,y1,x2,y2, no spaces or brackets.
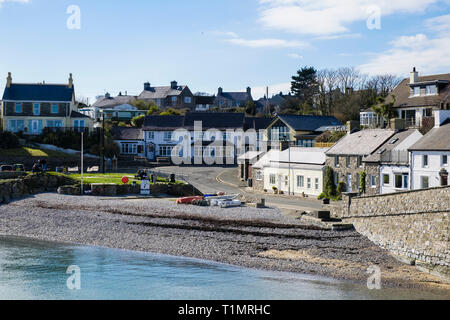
31,120,40,134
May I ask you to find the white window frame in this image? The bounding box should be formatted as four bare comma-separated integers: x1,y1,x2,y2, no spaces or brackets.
147,132,155,140
442,155,448,166
423,155,429,168
370,175,376,188
383,174,390,186
256,171,263,181
164,131,173,141
297,176,304,188
184,97,192,104
270,174,276,185
315,178,319,190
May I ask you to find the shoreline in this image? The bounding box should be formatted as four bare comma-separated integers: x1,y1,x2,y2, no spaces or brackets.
0,193,449,296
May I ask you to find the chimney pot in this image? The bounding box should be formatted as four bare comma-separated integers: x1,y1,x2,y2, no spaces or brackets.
68,73,73,88
6,72,12,88
410,67,419,84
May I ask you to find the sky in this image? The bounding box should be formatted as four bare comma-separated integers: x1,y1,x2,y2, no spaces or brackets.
0,0,449,104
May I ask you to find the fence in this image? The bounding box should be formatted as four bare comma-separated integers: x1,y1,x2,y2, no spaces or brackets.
380,150,409,164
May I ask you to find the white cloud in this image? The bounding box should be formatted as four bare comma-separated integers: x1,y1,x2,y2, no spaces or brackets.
425,14,450,32
258,0,439,36
287,53,303,59
358,34,450,76
0,0,29,7
251,82,291,99
227,37,308,48
359,14,450,76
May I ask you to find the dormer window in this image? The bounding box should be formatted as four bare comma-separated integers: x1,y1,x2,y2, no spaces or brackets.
413,87,420,97
426,85,437,96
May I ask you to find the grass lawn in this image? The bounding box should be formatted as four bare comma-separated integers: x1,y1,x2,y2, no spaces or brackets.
69,173,182,186
1,147,78,158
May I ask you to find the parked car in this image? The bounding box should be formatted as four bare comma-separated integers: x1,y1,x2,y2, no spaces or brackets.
0,165,14,172
13,164,25,172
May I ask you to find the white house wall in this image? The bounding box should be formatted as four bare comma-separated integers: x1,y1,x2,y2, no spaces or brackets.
411,151,450,189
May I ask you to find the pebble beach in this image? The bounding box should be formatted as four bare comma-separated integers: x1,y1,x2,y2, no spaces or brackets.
0,193,448,293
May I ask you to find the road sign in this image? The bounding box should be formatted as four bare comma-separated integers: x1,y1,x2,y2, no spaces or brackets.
122,176,129,184
141,179,150,195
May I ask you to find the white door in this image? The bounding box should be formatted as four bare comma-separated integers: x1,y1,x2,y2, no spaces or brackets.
31,120,40,134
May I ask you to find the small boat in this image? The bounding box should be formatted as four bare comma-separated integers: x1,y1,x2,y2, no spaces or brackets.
176,196,204,205
218,199,242,208
205,194,240,200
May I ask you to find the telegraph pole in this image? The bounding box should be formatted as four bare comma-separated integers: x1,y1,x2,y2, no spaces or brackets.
81,131,84,195
101,111,105,174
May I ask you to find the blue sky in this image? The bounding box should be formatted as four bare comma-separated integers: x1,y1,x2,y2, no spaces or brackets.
0,0,449,103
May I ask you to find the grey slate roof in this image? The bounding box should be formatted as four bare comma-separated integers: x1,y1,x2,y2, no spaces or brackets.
184,112,245,130
138,86,186,100
326,129,395,156
386,73,450,108
93,95,136,108
195,95,215,105
409,120,450,151
2,83,74,102
218,92,251,101
112,127,144,141
277,115,343,132
142,113,246,131
245,117,275,131
143,115,185,131
70,111,91,119
363,129,420,162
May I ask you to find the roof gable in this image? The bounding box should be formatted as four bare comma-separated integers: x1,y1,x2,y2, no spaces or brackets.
326,129,395,156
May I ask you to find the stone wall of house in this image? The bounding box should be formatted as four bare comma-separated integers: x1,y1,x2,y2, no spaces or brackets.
252,169,264,192
0,173,76,203
325,155,365,193
328,187,449,278
363,162,380,196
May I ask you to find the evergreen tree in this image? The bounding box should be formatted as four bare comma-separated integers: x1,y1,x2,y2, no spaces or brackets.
291,66,319,112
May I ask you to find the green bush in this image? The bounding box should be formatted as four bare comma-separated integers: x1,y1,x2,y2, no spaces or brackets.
0,132,20,149
324,166,336,197
318,192,327,200
337,181,346,195
360,171,367,195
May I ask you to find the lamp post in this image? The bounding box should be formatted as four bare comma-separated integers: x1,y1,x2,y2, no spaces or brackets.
81,131,84,195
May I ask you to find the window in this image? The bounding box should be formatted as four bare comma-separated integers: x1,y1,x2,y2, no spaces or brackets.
33,103,40,115
46,120,63,128
426,85,437,95
413,87,421,96
270,174,276,185
357,156,363,168
307,178,311,189
159,146,173,157
370,175,376,188
51,104,59,114
383,174,390,185
184,97,192,104
297,176,304,188
284,176,289,187
423,155,428,167
171,97,177,104
121,143,137,154
147,132,155,140
256,171,263,181
421,176,429,189
164,132,173,141
346,156,350,168
74,120,85,128
335,156,340,167
8,120,25,133
442,155,448,166
394,174,408,189
315,178,319,190
15,103,22,113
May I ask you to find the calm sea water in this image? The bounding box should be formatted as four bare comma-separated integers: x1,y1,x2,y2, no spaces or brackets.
0,236,445,300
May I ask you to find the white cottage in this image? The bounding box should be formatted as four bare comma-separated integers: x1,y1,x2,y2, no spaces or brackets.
409,110,450,189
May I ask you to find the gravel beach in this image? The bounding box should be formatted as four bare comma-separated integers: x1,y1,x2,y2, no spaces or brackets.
0,193,448,293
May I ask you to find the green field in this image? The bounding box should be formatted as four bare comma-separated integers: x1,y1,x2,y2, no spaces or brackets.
69,173,180,185
1,147,78,158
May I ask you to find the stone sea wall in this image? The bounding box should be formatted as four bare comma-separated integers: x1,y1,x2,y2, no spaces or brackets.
0,173,76,203
330,187,449,278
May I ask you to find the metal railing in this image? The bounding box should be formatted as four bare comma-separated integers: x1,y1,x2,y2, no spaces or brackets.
380,150,409,164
